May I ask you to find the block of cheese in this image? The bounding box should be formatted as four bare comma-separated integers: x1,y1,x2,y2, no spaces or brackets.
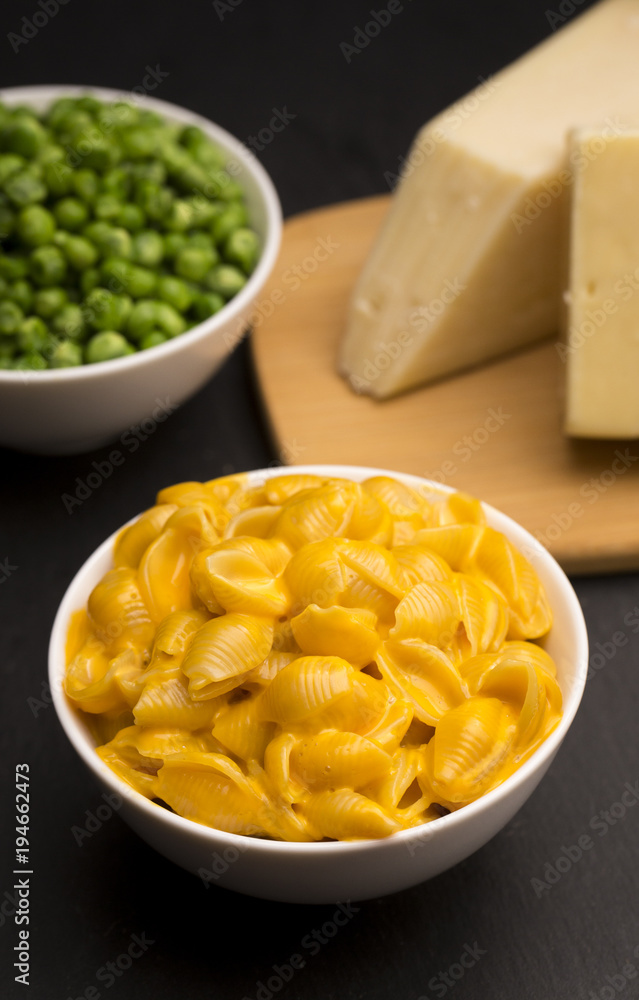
339,0,639,399
564,128,639,438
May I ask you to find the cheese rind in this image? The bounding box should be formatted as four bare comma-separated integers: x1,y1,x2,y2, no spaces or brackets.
564,129,639,438
339,0,639,399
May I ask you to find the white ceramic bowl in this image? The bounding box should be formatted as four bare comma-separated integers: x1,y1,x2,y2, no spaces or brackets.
49,465,589,903
0,85,282,455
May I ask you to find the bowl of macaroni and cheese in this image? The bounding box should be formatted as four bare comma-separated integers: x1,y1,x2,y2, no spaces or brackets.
49,465,588,902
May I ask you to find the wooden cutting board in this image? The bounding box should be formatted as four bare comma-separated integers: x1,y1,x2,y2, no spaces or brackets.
251,196,639,575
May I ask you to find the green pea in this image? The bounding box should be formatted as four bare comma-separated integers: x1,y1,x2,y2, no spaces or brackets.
30,245,67,286
46,97,77,130
100,258,156,298
43,159,73,197
0,202,16,238
193,291,225,321
192,142,226,172
76,95,103,117
163,232,187,260
203,264,247,300
79,267,101,296
155,301,186,338
183,195,218,228
106,102,139,129
129,160,166,185
131,229,164,267
64,235,99,270
85,330,134,363
53,197,89,231
211,202,249,244
12,351,47,371
174,245,215,282
216,177,245,202
187,231,218,254
120,127,161,160
139,330,168,350
223,227,260,274
135,180,173,222
35,144,65,165
115,202,145,232
0,337,16,361
54,109,93,142
91,225,133,260
101,167,131,199
71,168,99,202
6,279,33,314
179,125,206,148
0,153,25,186
85,287,133,332
51,303,87,341
127,299,159,341
49,339,83,368
0,300,24,335
156,275,193,313
17,315,49,353
33,287,68,319
76,138,120,173
93,193,122,222
16,204,56,246
164,198,195,232
0,255,29,280
4,169,47,207
0,116,48,157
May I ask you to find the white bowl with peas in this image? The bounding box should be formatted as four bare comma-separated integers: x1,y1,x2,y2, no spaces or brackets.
0,85,282,454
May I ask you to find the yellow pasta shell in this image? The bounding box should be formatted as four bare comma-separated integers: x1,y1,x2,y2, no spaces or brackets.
425,697,517,804
299,788,401,840
290,731,391,790
390,580,461,650
113,504,178,568
87,566,155,655
393,545,452,588
182,613,274,700
378,639,466,725
133,669,219,730
291,604,379,666
213,695,275,764
155,752,269,835
284,538,347,610
260,655,356,726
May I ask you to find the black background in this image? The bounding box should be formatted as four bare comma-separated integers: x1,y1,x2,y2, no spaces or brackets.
2,1,639,998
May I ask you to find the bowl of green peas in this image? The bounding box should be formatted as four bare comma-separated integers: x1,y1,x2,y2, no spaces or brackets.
0,85,282,454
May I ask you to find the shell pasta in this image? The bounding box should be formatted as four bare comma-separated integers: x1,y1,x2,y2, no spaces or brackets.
65,473,562,841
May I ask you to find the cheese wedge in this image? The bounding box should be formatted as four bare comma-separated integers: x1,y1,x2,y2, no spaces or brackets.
339,0,639,399
564,128,639,438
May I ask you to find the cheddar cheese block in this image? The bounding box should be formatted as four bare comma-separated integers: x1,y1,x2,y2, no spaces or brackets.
339,0,639,399
564,128,639,438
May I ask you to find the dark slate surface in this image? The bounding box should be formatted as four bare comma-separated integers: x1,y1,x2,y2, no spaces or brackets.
2,1,638,998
